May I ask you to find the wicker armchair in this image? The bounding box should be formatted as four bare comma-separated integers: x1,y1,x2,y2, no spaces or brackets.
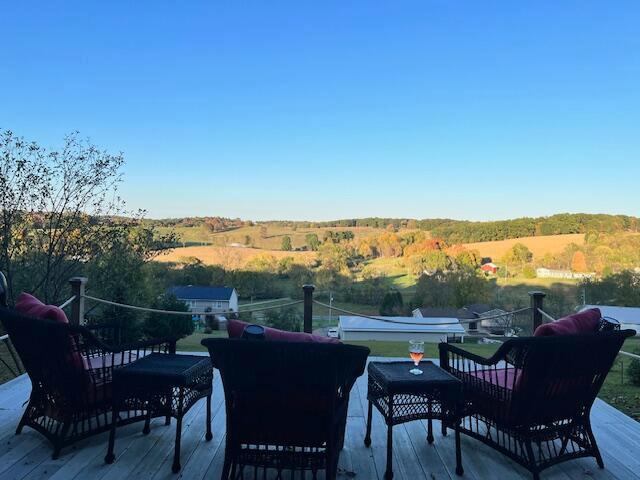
0,306,177,458
201,338,369,480
439,330,635,479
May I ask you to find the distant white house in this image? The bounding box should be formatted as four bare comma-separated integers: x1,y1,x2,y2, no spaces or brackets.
338,316,466,343
168,286,238,322
536,268,595,280
579,305,640,336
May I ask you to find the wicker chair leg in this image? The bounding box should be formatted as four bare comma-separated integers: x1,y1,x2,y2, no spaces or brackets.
221,455,232,480
523,440,540,480
228,460,237,480
143,410,151,435
326,444,339,480
585,421,605,468
15,408,29,434
52,422,71,460
172,414,183,473
105,407,118,464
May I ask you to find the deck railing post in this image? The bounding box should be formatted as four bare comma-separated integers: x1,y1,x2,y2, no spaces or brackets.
0,271,8,307
529,291,546,332
302,284,315,334
69,277,88,325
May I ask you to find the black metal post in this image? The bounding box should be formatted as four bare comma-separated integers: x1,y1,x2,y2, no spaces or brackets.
302,284,315,334
529,291,546,332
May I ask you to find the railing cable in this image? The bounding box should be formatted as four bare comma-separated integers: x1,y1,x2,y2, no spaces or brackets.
537,308,556,323
58,295,76,309
82,294,303,316
312,300,530,326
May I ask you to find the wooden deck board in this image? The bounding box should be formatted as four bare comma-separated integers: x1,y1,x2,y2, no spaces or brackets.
0,358,637,480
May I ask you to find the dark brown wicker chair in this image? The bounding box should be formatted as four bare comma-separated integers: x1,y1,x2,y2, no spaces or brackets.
0,306,177,458
201,338,369,480
439,330,635,479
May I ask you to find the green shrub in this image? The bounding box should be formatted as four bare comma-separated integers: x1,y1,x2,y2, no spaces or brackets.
522,265,537,279
628,354,640,386
143,294,194,339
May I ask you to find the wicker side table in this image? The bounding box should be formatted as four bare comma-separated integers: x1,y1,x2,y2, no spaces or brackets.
365,360,464,479
105,353,213,472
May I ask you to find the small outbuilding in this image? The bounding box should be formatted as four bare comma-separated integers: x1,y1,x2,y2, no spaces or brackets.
338,316,466,343
481,263,499,275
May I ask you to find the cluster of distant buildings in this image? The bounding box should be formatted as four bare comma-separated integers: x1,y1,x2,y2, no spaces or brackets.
479,260,596,280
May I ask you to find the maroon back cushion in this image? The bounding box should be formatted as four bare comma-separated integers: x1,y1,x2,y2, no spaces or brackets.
534,308,601,336
15,292,69,324
227,319,341,344
15,292,88,370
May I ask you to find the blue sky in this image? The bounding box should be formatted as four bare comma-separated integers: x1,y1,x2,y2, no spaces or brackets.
1,1,639,221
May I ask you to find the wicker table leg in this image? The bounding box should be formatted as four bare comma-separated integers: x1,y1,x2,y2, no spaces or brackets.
172,389,185,473
385,423,394,480
205,393,213,441
427,401,434,444
384,396,394,480
364,400,373,447
455,425,463,476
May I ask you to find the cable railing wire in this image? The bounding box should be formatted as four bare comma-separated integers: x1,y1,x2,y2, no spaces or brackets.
312,300,531,326
537,308,556,323
58,295,76,310
82,294,303,317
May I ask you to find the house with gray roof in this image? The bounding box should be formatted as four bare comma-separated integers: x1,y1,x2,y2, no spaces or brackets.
168,285,238,321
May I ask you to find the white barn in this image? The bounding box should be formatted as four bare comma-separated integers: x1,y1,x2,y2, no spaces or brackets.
338,316,466,343
579,305,640,336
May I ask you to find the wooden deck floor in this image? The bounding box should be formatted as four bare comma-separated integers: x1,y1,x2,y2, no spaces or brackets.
0,357,639,480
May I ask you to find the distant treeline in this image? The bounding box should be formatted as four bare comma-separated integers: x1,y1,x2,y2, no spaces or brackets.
146,214,639,244
430,214,639,243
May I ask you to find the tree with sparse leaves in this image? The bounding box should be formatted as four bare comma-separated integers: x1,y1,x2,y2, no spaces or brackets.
0,130,176,304
281,235,292,251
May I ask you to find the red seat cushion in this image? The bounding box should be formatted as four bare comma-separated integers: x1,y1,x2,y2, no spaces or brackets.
227,319,341,344
468,367,522,391
534,308,601,336
15,292,88,370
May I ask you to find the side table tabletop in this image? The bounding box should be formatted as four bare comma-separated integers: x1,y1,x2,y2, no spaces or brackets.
105,353,214,473
365,360,464,479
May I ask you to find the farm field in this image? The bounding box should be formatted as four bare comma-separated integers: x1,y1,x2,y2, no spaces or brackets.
462,233,585,260
155,245,315,268
155,224,390,251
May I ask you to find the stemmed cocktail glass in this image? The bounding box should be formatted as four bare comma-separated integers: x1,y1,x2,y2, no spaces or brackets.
409,340,424,375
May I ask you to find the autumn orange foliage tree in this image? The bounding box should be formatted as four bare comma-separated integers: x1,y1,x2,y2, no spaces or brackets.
571,251,588,272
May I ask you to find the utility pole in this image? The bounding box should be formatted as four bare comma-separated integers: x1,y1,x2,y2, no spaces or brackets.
329,292,334,321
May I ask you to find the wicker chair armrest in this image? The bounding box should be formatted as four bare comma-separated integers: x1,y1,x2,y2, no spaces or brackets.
68,324,177,355
439,342,503,366
115,337,177,354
